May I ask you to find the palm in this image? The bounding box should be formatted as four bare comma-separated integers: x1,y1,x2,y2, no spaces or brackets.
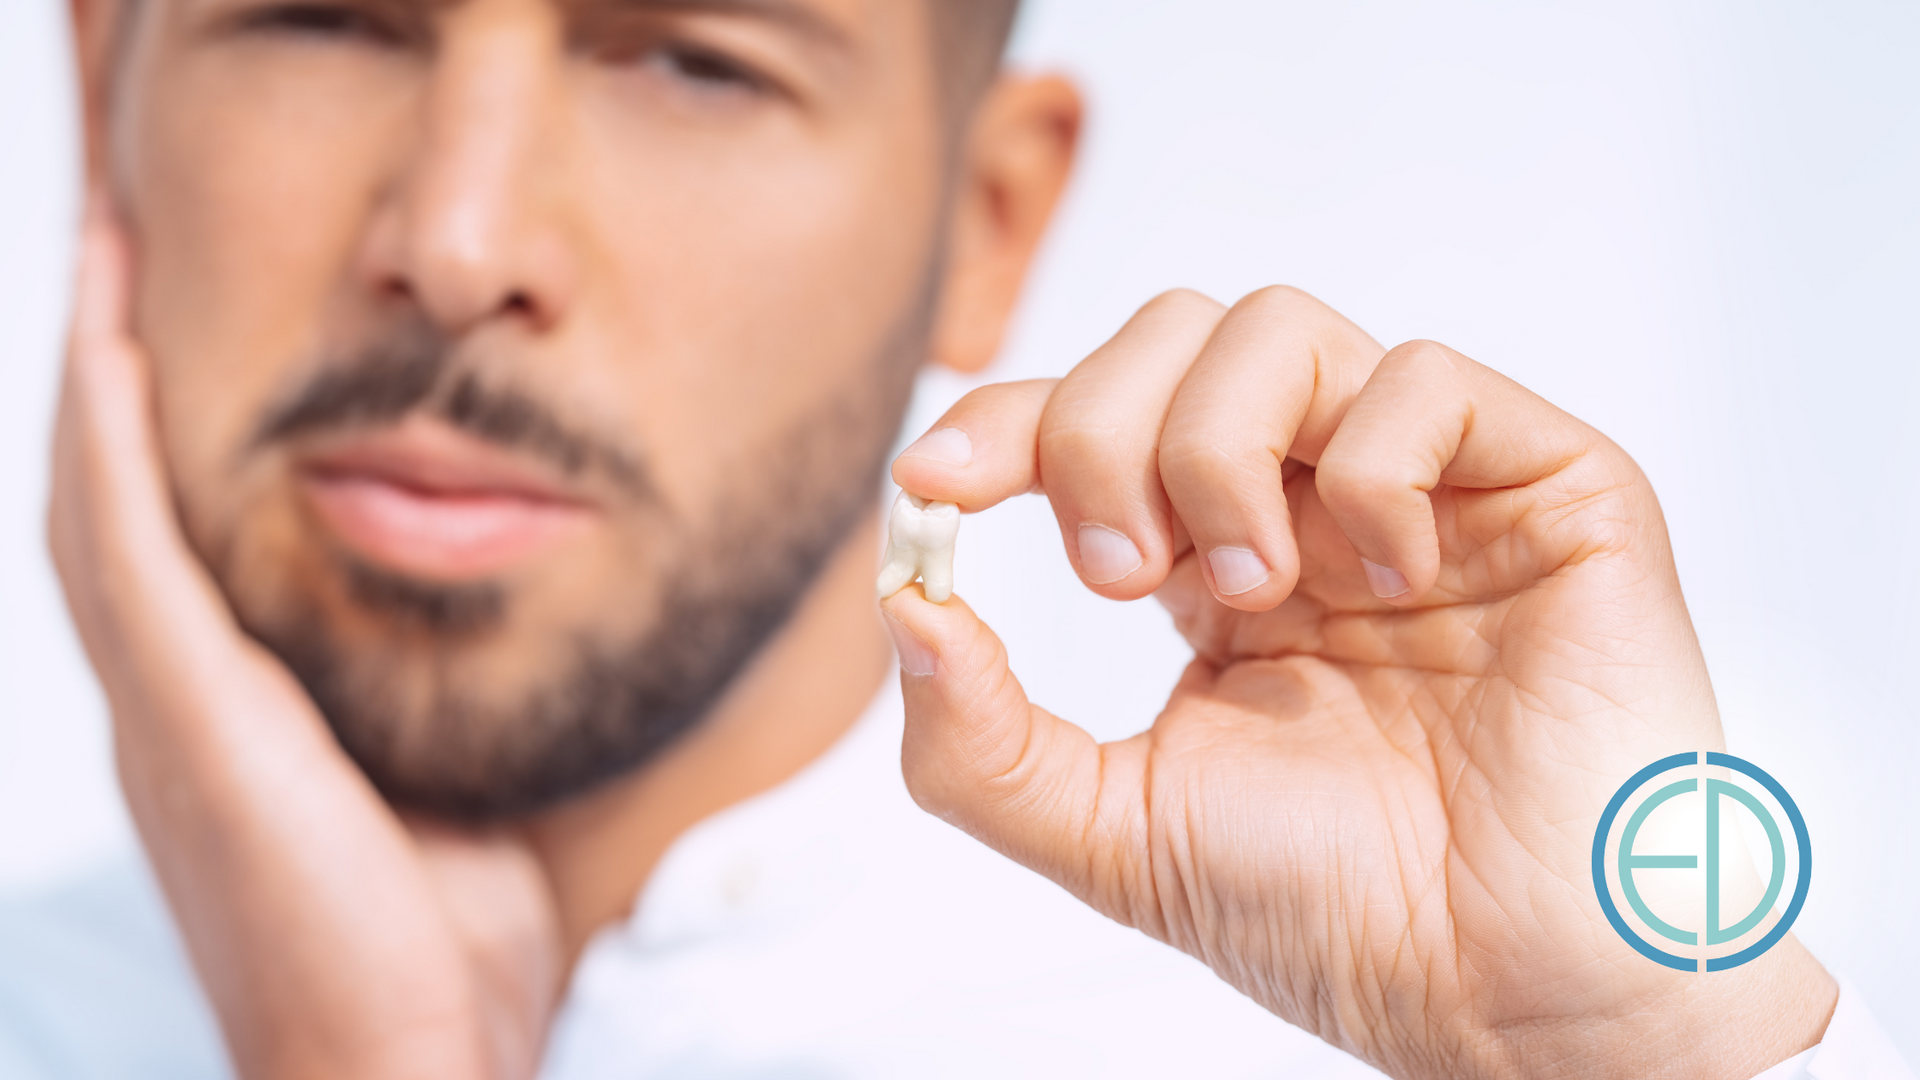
91,561,562,1079
1111,464,1719,1069
52,210,562,1079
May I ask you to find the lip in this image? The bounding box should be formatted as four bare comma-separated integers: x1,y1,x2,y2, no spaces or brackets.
294,419,595,581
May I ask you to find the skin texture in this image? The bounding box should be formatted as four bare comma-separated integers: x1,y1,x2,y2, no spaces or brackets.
107,0,951,816
57,0,1079,1075
883,287,1837,1079
51,0,1836,1078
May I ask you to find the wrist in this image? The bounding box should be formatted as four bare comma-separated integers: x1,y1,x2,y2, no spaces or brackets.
1496,937,1835,1080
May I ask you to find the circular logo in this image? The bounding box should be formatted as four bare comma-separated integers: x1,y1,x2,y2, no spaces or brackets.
1590,752,1811,972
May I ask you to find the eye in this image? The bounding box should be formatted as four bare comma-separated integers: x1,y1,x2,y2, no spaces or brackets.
642,42,769,96
231,2,402,45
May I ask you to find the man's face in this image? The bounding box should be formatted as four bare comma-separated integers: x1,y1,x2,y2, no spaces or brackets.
107,0,952,816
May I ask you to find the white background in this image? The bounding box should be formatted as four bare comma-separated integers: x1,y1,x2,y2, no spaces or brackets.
3,0,1915,1059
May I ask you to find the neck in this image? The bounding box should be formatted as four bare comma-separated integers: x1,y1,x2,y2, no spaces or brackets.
523,510,892,963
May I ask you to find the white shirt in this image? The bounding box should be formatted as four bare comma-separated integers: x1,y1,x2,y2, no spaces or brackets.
541,679,1378,1079
0,681,1908,1078
1751,980,1916,1080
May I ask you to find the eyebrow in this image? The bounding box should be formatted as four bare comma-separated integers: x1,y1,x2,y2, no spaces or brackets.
608,0,856,53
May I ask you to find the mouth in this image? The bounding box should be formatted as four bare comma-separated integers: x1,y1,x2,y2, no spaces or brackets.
295,418,595,582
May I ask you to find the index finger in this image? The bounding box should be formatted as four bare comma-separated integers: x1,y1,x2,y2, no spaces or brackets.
890,378,1058,512
894,292,1228,601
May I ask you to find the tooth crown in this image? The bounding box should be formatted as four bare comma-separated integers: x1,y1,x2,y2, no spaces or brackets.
876,490,961,603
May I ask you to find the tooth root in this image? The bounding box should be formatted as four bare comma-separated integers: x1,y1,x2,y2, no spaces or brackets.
917,543,955,604
876,490,962,604
875,550,919,601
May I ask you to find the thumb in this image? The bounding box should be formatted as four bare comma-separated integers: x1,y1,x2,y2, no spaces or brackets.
880,587,1141,914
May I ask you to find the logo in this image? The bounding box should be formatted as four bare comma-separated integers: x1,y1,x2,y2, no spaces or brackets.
1590,752,1810,972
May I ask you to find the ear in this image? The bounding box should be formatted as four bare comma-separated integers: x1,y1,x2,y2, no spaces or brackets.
927,74,1082,375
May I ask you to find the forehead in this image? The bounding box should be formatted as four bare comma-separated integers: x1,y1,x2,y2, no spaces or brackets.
113,0,960,159
146,0,927,44
128,0,948,120
562,0,876,41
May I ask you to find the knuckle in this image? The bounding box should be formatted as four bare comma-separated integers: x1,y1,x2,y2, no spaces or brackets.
1209,286,1336,357
1158,434,1261,494
1000,376,1061,403
1038,417,1138,476
1579,434,1649,498
1139,287,1226,324
1232,283,1321,319
957,376,1048,413
1380,338,1462,376
1314,450,1407,511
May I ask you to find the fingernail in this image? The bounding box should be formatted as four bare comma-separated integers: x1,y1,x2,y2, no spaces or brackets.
1361,558,1410,599
1207,546,1270,596
884,612,938,676
1077,524,1143,585
901,427,973,467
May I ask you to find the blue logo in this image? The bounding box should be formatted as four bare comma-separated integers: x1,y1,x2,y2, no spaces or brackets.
1591,752,1811,972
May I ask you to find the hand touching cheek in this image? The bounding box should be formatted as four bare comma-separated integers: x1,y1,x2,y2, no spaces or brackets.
49,195,561,1080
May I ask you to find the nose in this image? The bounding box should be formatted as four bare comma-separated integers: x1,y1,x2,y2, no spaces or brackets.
361,3,576,336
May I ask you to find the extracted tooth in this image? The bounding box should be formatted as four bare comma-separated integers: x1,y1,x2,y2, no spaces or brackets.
876,490,961,603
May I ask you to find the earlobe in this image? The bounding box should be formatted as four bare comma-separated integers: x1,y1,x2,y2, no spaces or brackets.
927,74,1083,376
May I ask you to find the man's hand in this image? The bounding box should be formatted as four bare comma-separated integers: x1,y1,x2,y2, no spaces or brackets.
48,196,561,1080
882,287,1835,1080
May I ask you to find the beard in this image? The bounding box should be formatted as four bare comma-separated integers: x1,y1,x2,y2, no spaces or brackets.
224,310,925,822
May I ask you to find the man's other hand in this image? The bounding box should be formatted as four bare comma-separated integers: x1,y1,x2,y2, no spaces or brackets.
883,286,1836,1080
48,193,561,1080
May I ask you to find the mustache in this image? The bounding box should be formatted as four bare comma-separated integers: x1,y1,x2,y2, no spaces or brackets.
250,324,653,498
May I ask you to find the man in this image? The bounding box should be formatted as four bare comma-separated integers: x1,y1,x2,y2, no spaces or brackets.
2,0,1900,1076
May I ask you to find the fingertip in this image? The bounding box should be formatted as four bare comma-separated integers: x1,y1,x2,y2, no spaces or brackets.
77,184,128,264
899,426,974,469
890,428,965,497
880,586,947,672
882,588,1029,796
881,603,939,676
888,464,967,513
1313,467,1442,607
1360,558,1412,601
1197,540,1301,612
896,380,1056,511
80,180,115,230
71,194,133,351
1074,523,1146,588
1349,550,1439,606
881,587,996,680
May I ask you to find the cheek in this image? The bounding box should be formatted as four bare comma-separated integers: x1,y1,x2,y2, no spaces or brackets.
572,89,946,515
115,39,418,545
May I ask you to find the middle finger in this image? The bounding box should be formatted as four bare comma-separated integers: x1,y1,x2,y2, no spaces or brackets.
1037,289,1226,599
1157,286,1385,610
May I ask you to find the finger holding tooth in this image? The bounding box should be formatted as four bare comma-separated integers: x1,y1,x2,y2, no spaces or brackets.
877,490,961,603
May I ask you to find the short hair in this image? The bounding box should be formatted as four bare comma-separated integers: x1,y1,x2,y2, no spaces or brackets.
929,0,1023,114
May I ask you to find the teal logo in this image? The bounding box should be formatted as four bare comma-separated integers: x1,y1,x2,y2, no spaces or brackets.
1591,752,1810,972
